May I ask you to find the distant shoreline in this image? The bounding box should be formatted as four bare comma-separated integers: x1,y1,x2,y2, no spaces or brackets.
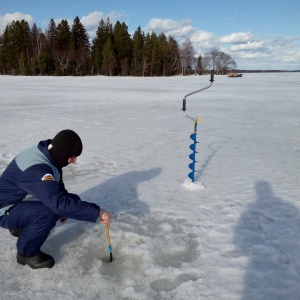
234,70,300,73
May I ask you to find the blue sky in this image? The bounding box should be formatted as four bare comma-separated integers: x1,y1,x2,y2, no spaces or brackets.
0,0,299,70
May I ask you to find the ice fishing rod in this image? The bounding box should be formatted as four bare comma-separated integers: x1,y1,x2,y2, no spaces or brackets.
105,222,113,262
182,70,214,183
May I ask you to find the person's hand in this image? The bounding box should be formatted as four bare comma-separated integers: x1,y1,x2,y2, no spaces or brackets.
99,209,111,224
60,217,68,224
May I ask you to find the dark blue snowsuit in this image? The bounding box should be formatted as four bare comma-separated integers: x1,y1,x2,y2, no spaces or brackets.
0,140,100,256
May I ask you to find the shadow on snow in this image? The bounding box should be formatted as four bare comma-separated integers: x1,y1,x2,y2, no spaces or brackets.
46,167,162,261
235,180,300,299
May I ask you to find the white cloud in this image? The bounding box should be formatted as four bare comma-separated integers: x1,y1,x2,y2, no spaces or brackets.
191,30,214,43
40,11,124,39
282,49,300,62
230,41,265,52
229,37,300,70
81,10,123,30
219,32,253,44
81,11,105,30
0,12,299,70
80,11,105,38
81,11,124,39
235,52,269,59
0,12,34,33
144,18,194,37
142,17,300,69
144,18,217,55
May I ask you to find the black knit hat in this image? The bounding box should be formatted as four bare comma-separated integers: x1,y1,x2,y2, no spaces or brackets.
49,129,83,168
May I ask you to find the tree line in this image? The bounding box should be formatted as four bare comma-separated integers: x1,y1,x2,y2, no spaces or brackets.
0,16,237,76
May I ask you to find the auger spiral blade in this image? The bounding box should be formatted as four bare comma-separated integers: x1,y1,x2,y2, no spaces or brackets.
190,133,197,141
189,153,196,161
188,171,195,181
189,143,198,151
189,162,196,170
188,130,198,182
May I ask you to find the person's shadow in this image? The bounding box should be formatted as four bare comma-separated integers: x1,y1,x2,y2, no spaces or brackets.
80,167,162,217
235,181,300,299
45,167,162,260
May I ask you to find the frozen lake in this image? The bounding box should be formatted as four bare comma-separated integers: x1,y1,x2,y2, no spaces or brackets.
0,73,300,299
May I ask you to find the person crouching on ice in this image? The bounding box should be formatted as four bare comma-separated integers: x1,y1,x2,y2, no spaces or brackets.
0,129,111,269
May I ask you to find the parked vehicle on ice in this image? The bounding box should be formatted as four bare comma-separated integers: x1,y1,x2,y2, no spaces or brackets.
228,73,243,77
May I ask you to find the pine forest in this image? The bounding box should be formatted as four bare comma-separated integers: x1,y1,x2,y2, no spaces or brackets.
0,16,237,76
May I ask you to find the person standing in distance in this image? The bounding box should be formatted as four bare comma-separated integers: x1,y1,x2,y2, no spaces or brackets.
0,129,111,269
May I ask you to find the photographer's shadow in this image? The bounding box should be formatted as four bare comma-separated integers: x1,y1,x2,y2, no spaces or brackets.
235,180,300,299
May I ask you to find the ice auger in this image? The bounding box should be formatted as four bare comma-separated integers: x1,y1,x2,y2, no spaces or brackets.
182,70,214,182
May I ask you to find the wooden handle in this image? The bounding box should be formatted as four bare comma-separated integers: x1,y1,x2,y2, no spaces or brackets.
105,222,111,245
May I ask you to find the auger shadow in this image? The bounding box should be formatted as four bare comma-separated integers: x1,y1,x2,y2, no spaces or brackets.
195,138,230,181
45,167,162,261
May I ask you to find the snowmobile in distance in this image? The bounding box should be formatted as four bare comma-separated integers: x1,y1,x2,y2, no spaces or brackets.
228,73,243,77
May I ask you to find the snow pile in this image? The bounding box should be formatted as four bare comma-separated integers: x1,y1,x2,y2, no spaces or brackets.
182,178,204,191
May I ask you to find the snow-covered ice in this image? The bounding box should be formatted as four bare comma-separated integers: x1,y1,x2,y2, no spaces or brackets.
0,73,299,299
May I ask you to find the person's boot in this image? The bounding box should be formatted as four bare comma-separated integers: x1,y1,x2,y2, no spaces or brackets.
10,229,21,237
17,251,55,269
